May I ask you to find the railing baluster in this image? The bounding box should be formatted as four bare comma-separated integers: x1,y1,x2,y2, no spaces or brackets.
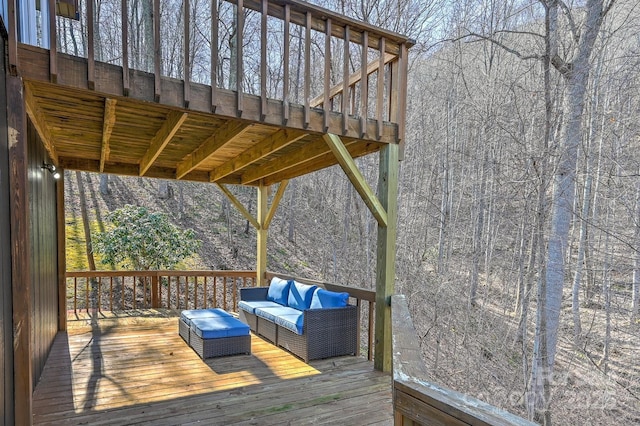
204,276,208,308
133,276,136,310
194,276,198,309
122,276,125,310
213,276,218,308
376,37,385,140
85,278,89,313
177,276,181,309
48,0,57,83
233,278,237,312
211,0,219,111
109,276,113,311
368,300,374,361
74,277,77,313
236,0,244,116
304,12,311,127
122,0,130,95
185,276,189,308
87,0,95,89
260,0,268,121
360,31,368,138
283,4,290,124
97,277,101,311
183,0,191,108
223,277,227,311
153,0,161,101
342,25,350,135
323,18,331,132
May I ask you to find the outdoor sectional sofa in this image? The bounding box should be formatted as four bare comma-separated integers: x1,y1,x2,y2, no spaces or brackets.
238,277,358,362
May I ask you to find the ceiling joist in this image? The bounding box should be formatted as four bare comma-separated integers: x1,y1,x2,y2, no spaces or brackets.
176,120,251,179
140,111,188,176
241,137,335,184
100,98,118,173
209,129,307,182
23,83,59,164
323,133,387,227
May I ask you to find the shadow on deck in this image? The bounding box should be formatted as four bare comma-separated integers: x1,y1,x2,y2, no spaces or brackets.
32,311,392,425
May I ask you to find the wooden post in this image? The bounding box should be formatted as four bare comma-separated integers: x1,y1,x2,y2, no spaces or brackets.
256,184,268,286
151,274,159,308
57,170,67,331
7,75,33,424
374,143,398,372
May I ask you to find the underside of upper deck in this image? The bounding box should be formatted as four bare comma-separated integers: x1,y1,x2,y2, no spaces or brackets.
11,0,412,184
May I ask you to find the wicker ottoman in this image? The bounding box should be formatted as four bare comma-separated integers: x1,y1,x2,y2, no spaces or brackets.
178,308,233,344
189,316,251,359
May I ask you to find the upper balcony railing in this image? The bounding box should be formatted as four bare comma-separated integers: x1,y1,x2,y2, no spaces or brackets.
8,0,412,143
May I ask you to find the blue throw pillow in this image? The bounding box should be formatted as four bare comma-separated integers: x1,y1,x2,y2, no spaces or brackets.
287,281,317,311
310,288,349,309
266,277,291,305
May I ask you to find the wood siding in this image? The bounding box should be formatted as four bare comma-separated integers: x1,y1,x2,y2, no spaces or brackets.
0,19,16,425
27,121,59,389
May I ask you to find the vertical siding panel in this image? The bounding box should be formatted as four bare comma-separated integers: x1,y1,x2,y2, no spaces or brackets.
27,122,58,388
0,27,15,425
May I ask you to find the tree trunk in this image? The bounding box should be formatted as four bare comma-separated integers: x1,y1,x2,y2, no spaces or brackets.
633,166,640,324
529,1,607,423
99,174,110,195
76,171,97,271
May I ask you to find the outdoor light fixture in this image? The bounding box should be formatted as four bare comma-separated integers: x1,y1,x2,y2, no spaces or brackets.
42,163,61,180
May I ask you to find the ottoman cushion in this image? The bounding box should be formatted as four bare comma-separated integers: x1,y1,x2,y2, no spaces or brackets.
180,308,232,327
190,317,250,339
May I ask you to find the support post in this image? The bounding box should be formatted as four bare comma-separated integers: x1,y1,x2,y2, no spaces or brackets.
374,143,398,372
57,170,67,331
256,184,268,286
151,274,159,308
7,75,33,424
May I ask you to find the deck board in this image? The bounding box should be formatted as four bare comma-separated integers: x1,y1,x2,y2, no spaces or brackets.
33,314,393,425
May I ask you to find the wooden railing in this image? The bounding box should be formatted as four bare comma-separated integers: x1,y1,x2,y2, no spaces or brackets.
9,0,410,142
391,295,536,426
266,271,376,361
65,269,376,360
65,270,256,314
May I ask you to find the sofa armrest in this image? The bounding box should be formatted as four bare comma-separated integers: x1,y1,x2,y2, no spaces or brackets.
303,305,359,358
240,287,269,301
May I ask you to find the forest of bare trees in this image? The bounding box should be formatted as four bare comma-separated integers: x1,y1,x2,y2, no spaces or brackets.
61,0,640,424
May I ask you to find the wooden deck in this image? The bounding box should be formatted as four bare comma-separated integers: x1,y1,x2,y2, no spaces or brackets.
32,312,392,425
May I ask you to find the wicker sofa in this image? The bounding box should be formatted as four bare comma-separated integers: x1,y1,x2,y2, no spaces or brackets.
238,277,358,362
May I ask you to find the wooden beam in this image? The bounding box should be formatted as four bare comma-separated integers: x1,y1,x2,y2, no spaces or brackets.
375,143,398,372
241,137,332,184
23,83,58,164
310,52,394,108
323,133,387,227
256,184,268,286
7,75,33,425
140,111,188,176
100,98,117,173
209,129,307,182
264,179,288,229
176,121,250,179
57,170,67,331
263,139,380,186
60,157,241,184
215,183,260,230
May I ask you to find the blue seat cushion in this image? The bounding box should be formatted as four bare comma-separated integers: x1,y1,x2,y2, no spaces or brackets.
180,308,232,327
238,300,282,314
254,306,302,322
267,277,291,305
190,317,250,339
273,313,304,335
310,289,349,309
287,281,317,311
